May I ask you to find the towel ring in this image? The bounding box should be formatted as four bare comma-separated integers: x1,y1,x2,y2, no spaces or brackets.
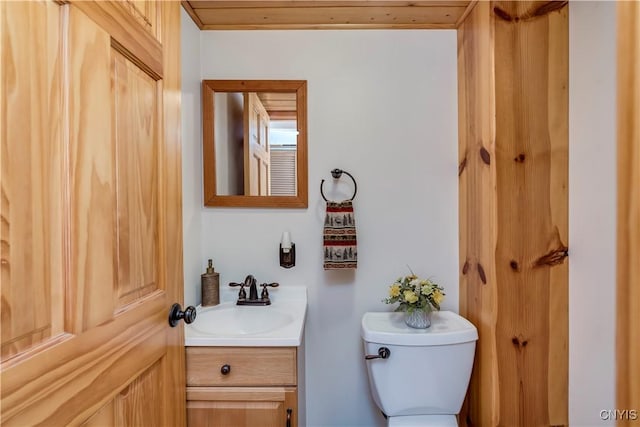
320,168,357,202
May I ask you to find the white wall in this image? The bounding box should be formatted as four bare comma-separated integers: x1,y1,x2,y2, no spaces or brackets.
181,8,203,307
569,2,617,425
192,30,459,427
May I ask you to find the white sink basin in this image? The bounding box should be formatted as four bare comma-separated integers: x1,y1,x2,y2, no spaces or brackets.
190,305,294,336
184,286,307,347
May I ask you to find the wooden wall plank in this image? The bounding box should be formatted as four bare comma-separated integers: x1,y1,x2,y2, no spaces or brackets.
457,2,498,425
194,6,464,25
617,1,640,423
183,1,472,29
493,2,568,424
181,1,204,29
189,1,470,7
545,5,569,423
458,1,568,425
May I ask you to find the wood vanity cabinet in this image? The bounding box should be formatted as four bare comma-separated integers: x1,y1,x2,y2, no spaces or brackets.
186,347,298,427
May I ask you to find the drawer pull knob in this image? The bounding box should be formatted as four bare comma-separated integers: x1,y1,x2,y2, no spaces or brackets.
286,408,292,427
220,364,231,375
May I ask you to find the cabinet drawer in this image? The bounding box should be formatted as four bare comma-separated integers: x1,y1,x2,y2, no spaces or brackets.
186,386,297,427
186,347,297,386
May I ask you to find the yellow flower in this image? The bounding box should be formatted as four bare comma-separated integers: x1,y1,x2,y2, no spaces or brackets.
403,290,418,304
421,284,432,295
389,284,401,297
432,289,444,305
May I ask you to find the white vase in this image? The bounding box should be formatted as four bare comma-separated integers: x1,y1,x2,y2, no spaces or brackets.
404,309,432,329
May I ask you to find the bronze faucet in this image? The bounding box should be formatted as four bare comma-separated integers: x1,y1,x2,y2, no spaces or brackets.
229,275,279,306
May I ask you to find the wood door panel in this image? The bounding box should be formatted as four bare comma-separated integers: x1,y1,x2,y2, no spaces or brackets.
244,93,270,196
113,49,159,308
68,5,116,332
113,359,163,426
81,358,165,427
1,293,166,425
0,0,65,360
81,400,115,427
70,1,162,80
120,0,158,39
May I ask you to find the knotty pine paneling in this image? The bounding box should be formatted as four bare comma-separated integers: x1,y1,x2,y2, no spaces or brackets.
458,2,568,425
457,1,498,424
182,1,473,29
617,1,640,422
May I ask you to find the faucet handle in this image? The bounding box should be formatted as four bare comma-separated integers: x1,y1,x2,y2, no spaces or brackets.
259,282,279,299
229,281,246,299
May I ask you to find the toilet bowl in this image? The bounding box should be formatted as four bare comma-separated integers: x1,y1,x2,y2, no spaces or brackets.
361,311,478,426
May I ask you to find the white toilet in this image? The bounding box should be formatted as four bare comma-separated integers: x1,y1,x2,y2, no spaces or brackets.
361,311,478,426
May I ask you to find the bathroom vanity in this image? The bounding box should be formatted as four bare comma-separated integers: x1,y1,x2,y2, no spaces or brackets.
186,346,298,426
184,286,307,426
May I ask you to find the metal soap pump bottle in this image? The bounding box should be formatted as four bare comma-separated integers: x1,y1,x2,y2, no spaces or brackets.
201,259,220,306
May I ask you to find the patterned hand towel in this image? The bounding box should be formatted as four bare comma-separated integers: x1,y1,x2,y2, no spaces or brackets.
323,200,357,270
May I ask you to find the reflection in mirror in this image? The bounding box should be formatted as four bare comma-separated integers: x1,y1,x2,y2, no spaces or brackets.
215,92,297,196
203,80,307,208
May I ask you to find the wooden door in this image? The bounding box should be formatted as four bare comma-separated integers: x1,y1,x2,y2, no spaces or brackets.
1,1,185,425
244,92,271,196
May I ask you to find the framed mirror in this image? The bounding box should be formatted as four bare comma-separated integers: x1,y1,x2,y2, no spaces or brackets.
202,80,308,208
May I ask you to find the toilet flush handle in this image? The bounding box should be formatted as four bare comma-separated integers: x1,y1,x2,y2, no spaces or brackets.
365,347,390,360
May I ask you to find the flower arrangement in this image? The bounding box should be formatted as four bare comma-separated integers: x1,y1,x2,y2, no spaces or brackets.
384,274,445,313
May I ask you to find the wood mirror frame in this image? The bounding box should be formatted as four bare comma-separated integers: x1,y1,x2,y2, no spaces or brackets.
202,79,308,208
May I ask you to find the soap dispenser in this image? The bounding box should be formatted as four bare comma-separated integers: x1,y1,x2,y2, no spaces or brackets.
280,231,296,269
201,259,220,306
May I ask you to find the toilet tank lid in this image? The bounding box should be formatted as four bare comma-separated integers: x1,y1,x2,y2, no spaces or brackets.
361,311,478,346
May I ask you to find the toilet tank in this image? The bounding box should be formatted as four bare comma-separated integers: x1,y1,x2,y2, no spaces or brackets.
361,311,478,417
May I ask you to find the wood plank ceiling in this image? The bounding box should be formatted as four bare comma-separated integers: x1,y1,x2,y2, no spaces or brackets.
182,1,475,30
